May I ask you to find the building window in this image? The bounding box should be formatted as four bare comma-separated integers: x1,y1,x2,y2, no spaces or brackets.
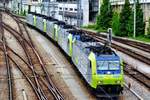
74,9,77,11
70,8,73,11
59,7,62,10
42,0,49,2
65,8,68,10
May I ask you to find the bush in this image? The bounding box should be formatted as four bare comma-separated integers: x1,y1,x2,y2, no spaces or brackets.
147,18,150,36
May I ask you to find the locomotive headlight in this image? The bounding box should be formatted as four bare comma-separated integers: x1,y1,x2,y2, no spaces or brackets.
116,80,121,84
98,81,103,84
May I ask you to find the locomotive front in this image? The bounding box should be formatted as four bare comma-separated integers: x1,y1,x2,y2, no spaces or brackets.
89,50,124,94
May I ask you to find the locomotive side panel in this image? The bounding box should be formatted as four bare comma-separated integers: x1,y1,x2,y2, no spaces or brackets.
58,28,65,48
36,16,44,31
26,14,34,25
46,21,55,39
72,41,91,84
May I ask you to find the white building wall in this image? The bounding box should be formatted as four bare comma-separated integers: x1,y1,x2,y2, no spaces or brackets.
57,3,77,19
81,0,89,26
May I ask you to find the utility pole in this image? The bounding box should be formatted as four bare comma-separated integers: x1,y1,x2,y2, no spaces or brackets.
62,0,65,21
21,0,22,14
77,0,81,27
133,0,136,38
48,0,50,16
3,0,5,8
52,0,55,17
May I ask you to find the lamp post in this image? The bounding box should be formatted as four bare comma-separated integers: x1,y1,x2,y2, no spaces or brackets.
62,0,65,21
133,0,136,38
21,0,23,14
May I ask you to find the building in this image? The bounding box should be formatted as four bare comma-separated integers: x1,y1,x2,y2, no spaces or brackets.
6,0,100,26
44,0,100,26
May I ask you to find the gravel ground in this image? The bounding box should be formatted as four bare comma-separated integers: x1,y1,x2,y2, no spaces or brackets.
2,12,53,99
115,49,150,77
115,48,150,100
2,13,19,32
124,75,150,100
3,25,37,99
112,40,150,59
0,51,9,100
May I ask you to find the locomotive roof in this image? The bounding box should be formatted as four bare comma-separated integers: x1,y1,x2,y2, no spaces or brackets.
85,45,115,55
96,54,120,61
67,29,84,35
29,12,35,14
67,30,97,42
68,29,116,56
54,21,66,25
61,25,75,29
77,34,97,42
46,17,58,21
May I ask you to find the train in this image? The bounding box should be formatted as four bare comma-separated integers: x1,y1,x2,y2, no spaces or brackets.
26,12,124,94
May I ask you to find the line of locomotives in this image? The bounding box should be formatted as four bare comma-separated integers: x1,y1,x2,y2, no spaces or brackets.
26,12,124,95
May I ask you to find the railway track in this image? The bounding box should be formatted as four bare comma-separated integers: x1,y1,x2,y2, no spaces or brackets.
112,37,150,53
82,29,150,65
124,63,150,91
9,13,65,100
96,83,144,100
0,12,13,100
82,29,150,53
1,11,47,100
99,33,150,53
0,10,65,100
16,19,49,100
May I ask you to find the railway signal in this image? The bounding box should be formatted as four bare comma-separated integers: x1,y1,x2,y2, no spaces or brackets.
107,28,112,47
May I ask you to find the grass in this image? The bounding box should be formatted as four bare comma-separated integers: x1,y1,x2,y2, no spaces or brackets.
82,24,107,32
82,24,97,30
129,35,150,43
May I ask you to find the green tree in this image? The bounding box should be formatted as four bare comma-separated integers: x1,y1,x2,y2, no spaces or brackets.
112,12,120,36
119,0,133,36
127,13,134,37
96,14,101,29
147,18,150,36
23,10,27,16
96,0,112,30
136,0,145,36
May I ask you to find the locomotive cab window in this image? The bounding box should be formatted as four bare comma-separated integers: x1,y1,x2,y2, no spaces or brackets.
97,61,120,71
